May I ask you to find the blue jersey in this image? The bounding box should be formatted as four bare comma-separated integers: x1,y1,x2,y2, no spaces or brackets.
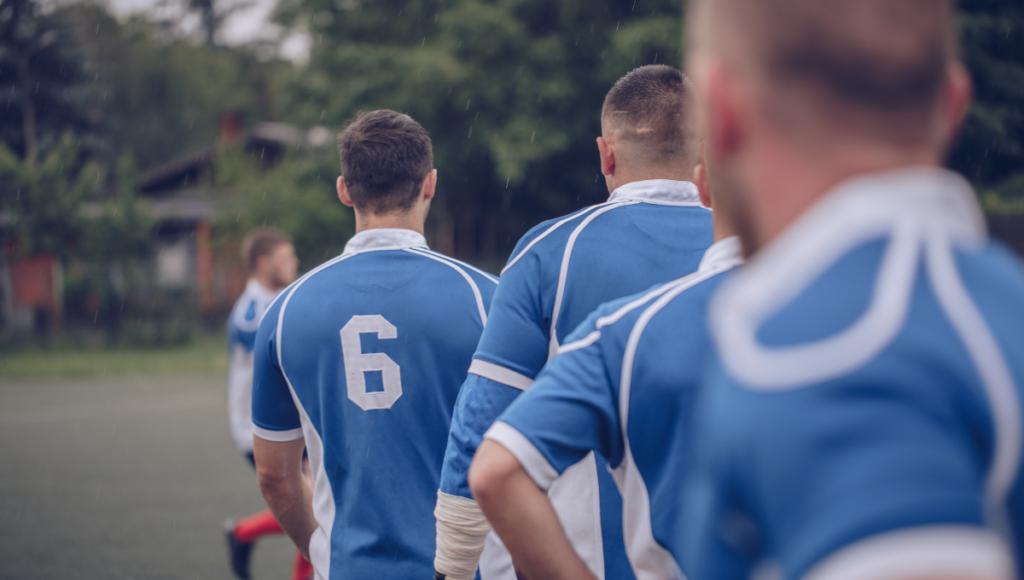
489,237,742,580
682,168,1024,580
251,228,498,580
227,278,279,454
441,179,713,579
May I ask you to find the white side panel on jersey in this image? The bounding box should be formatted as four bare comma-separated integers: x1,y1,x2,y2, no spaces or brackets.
802,525,1014,580
271,251,359,580
484,422,606,580
927,237,1023,542
478,531,517,580
228,344,257,452
548,201,637,359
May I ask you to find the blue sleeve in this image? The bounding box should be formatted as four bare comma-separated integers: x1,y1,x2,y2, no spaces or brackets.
497,311,625,480
251,295,302,434
437,238,551,499
684,361,992,580
440,374,523,498
229,299,260,353
472,249,550,377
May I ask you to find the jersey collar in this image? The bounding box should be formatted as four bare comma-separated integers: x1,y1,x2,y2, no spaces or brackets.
245,278,279,302
698,236,744,272
607,179,704,206
342,228,429,255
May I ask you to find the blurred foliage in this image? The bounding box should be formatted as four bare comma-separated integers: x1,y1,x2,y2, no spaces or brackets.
209,146,354,267
274,0,685,262
952,0,1024,209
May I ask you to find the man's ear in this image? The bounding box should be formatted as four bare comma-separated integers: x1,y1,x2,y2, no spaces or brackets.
597,136,615,176
695,142,712,209
421,169,437,202
337,176,354,207
695,56,744,162
938,62,973,151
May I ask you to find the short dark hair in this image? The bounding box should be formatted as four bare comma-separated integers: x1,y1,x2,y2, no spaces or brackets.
690,0,956,143
336,110,433,215
601,65,700,172
241,228,291,273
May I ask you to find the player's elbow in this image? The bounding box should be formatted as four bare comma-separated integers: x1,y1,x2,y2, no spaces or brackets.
468,440,522,508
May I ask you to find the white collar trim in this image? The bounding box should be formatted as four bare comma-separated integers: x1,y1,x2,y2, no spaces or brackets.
607,179,704,206
698,236,744,272
245,278,279,301
343,228,428,255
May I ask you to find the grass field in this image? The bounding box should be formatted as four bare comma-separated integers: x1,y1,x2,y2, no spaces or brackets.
0,342,296,580
0,334,228,379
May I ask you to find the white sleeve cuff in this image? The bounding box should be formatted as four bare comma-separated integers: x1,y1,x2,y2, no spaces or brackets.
483,421,559,490
803,525,1016,580
252,425,304,442
469,360,533,391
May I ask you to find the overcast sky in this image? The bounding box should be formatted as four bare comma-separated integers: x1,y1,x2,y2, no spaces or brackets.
104,0,310,61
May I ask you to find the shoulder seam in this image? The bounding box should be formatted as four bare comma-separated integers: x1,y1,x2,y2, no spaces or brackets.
501,204,608,276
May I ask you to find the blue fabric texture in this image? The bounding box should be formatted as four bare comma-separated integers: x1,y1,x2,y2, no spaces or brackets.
251,238,496,580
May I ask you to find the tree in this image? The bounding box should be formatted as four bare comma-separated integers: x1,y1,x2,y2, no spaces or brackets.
951,0,1024,208
275,0,684,265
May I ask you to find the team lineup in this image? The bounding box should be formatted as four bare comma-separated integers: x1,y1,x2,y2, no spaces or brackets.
222,1,1024,579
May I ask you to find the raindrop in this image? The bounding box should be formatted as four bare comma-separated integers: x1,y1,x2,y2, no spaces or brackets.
530,131,535,143
616,21,620,31
506,177,510,189
467,127,473,138
321,109,325,120
422,37,426,47
465,99,471,110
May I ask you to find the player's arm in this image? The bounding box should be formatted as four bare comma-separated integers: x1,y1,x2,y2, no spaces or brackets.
253,435,316,560
469,313,625,580
470,440,595,580
249,295,316,557
434,248,552,578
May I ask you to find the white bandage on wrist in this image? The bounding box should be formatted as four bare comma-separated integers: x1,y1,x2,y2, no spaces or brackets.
434,490,493,580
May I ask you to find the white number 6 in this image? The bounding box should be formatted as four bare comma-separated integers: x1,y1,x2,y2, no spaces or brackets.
340,315,402,410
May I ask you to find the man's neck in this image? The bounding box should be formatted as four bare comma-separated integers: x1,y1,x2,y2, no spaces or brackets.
744,138,941,253
606,171,693,196
353,212,424,236
251,274,281,293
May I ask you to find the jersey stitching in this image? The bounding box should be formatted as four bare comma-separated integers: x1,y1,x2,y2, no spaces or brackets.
403,248,488,327
548,201,638,358
501,204,607,275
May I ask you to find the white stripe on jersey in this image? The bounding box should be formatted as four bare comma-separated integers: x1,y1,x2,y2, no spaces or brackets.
501,205,605,275
468,359,533,391
404,248,490,327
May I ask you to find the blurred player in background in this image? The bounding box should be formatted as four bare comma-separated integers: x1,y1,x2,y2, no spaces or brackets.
681,0,1024,578
250,110,497,579
470,145,742,580
434,64,713,580
222,228,309,580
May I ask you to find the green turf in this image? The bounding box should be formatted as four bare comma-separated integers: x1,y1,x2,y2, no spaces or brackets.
0,335,228,379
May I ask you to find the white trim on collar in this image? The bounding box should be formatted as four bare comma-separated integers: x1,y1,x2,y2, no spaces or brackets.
607,179,705,206
342,228,429,255
698,236,743,273
245,278,279,302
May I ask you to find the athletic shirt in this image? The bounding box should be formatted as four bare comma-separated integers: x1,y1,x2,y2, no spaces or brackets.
251,228,498,580
439,179,713,580
488,237,742,580
227,278,279,454
682,168,1024,580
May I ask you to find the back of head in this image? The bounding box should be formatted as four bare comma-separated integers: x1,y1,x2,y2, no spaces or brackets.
241,227,291,274
336,110,433,215
602,65,701,174
689,0,957,146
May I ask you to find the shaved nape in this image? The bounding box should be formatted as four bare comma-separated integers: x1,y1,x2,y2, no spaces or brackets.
601,65,701,174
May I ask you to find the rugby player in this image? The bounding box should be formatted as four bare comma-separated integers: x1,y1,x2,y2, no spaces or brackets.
222,228,309,580
469,149,743,580
680,0,1024,578
434,64,713,580
250,110,497,579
